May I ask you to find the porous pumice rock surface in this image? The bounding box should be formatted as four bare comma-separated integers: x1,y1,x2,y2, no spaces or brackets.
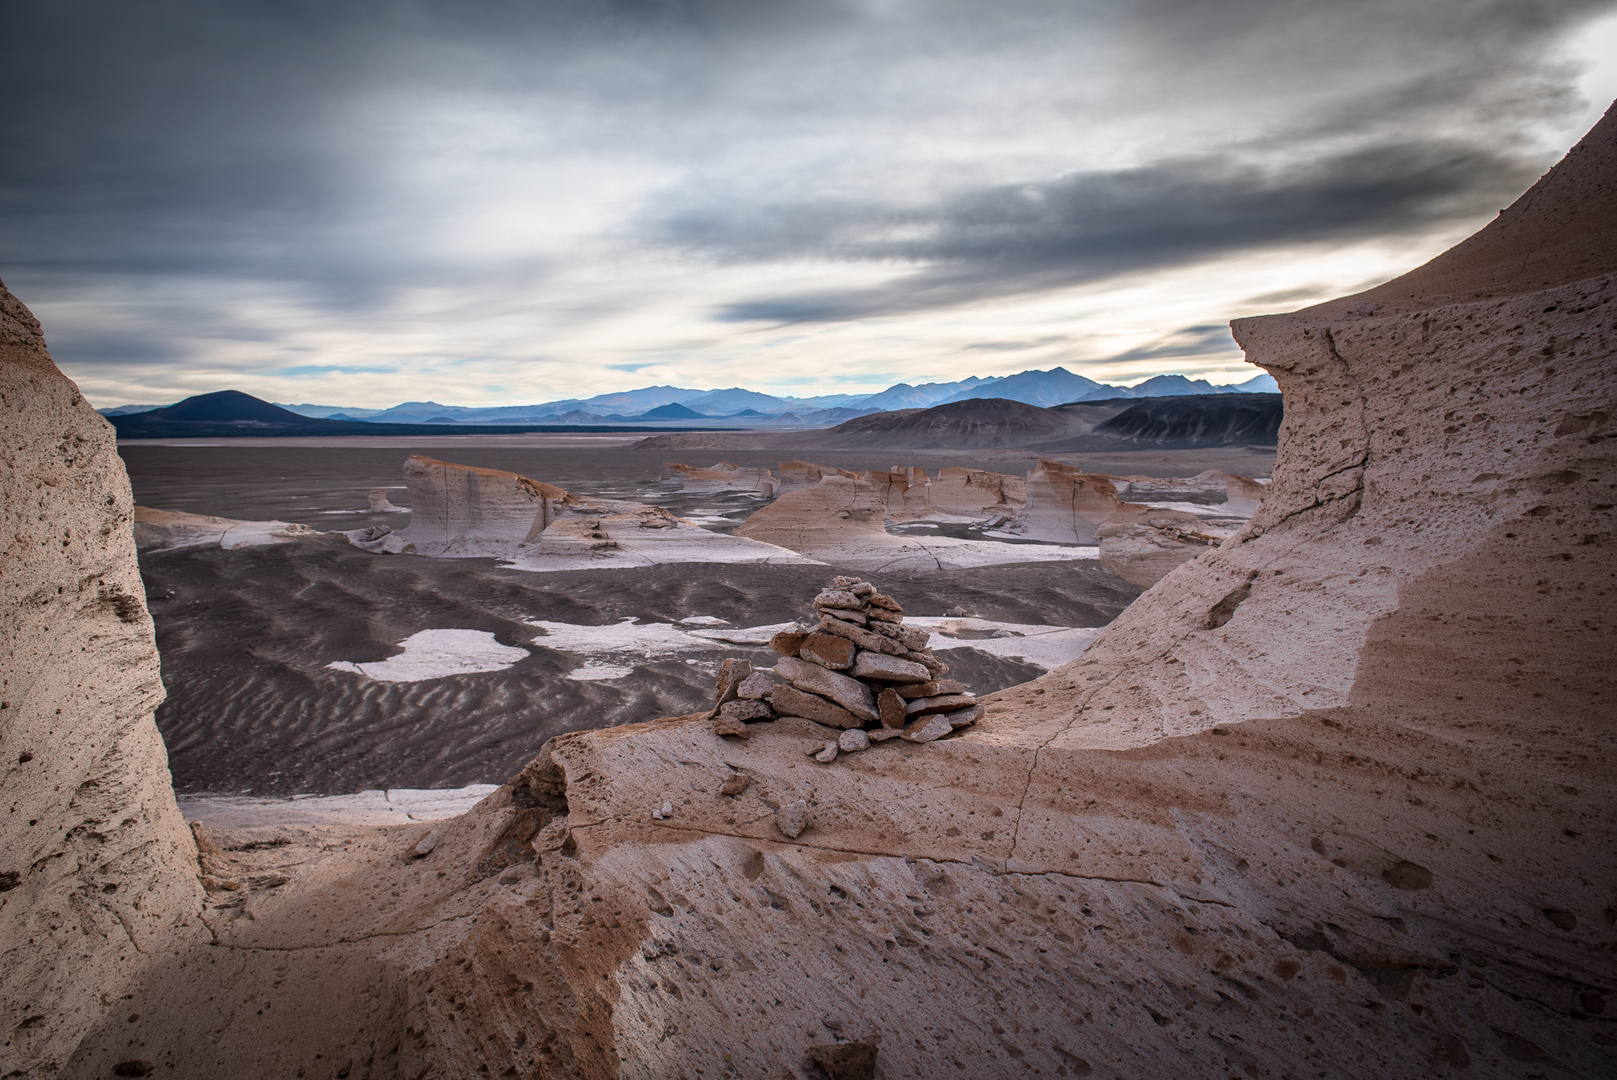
0,279,205,1076
132,506,314,552
705,577,983,753
735,473,1092,570
366,454,814,569
20,107,1617,1079
393,453,570,556
660,461,777,495
1096,517,1223,589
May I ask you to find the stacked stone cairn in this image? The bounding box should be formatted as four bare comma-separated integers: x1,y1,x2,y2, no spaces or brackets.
709,576,984,761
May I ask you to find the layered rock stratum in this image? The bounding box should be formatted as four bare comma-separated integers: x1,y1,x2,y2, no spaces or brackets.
5,104,1615,1078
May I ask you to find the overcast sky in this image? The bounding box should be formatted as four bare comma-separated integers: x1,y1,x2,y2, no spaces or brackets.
4,0,1616,407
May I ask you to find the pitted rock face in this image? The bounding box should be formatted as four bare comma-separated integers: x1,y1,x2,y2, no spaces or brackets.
0,278,206,1076
395,454,569,554
27,106,1617,1080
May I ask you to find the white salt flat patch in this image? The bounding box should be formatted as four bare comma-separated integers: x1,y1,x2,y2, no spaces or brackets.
179,784,501,829
524,617,733,658
567,662,636,681
677,615,732,627
327,629,529,682
907,617,1104,671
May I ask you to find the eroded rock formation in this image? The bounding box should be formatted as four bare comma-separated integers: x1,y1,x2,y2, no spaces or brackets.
13,105,1617,1079
0,280,204,1076
394,454,569,555
1096,519,1219,589
928,465,1027,517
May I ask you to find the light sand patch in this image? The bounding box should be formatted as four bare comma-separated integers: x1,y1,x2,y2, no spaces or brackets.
566,662,636,681
327,629,529,681
178,785,500,828
523,617,734,658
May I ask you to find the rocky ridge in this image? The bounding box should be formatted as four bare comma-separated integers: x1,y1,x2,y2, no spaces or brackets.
706,577,983,756
5,103,1614,1080
0,279,205,1077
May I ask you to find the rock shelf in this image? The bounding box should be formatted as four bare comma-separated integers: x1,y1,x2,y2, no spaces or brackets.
709,576,983,755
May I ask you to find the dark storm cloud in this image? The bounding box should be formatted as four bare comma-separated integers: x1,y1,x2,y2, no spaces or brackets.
703,140,1538,322
0,0,1612,378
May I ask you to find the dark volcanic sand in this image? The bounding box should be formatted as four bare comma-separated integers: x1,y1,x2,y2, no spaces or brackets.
120,437,1264,797
139,535,1137,796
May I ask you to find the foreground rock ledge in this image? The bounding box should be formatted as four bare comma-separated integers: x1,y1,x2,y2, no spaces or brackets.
5,104,1616,1078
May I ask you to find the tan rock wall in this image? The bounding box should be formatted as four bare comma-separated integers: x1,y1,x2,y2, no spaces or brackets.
0,280,204,1075
395,454,568,554
928,465,1025,515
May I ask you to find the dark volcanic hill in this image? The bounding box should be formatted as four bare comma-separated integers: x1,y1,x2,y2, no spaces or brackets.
633,392,1282,453
108,390,681,439
636,402,706,419
815,397,1127,449
1087,392,1282,446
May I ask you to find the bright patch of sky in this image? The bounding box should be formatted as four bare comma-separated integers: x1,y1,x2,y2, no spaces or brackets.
3,0,1614,408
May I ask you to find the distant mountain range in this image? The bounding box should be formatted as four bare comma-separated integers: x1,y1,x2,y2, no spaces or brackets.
98,366,1277,423
632,392,1285,453
103,390,689,440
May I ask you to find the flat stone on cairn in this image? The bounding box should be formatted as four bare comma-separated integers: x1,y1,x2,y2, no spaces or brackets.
709,575,983,756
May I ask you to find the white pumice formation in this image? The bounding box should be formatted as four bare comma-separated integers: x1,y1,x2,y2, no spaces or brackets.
709,576,983,754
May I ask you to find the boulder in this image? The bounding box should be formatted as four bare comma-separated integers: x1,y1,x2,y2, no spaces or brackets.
877,688,909,728
817,613,909,656
772,658,878,722
850,652,930,683
1013,461,1153,544
904,694,978,718
366,488,405,512
797,632,856,670
736,671,781,700
768,685,864,729
768,629,808,657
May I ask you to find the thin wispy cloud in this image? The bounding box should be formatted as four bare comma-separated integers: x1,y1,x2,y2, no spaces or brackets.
2,0,1613,405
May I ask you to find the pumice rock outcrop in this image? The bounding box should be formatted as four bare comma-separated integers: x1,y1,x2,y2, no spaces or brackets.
0,279,204,1076
1096,518,1220,589
14,107,1617,1079
394,453,569,555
